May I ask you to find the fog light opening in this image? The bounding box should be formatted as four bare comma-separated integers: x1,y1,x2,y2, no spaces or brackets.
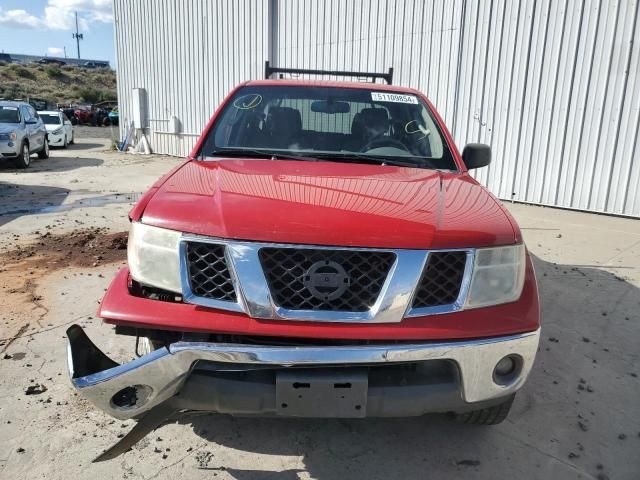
110,384,153,410
493,355,523,386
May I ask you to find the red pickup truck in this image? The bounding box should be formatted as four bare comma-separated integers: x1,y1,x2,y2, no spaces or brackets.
67,71,540,460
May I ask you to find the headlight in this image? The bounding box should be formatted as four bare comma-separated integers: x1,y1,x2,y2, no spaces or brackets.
465,244,526,308
127,222,182,293
52,127,63,134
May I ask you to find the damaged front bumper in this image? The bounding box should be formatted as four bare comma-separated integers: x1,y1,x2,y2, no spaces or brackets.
67,325,540,421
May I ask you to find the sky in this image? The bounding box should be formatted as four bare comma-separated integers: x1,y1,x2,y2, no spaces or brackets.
0,0,115,66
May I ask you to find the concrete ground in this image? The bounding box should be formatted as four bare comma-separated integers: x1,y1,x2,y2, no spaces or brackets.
0,134,638,480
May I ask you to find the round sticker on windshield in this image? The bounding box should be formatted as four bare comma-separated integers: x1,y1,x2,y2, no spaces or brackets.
233,94,262,110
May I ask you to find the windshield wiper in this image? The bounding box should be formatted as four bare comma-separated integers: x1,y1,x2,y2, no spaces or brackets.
206,148,442,169
206,148,321,162
311,152,428,169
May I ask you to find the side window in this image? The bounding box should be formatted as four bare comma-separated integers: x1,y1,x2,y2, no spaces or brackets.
29,107,39,120
20,106,32,122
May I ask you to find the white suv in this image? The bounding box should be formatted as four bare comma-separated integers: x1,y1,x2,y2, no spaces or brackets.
0,101,49,168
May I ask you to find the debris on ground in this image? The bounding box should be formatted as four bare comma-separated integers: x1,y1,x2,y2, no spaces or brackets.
0,227,127,271
25,384,48,395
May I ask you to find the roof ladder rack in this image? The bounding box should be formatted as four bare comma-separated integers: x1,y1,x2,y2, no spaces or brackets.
264,61,393,85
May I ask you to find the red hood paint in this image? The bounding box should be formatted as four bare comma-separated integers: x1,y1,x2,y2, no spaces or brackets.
139,159,519,249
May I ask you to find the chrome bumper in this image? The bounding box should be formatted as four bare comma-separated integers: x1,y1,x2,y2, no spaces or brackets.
67,325,540,420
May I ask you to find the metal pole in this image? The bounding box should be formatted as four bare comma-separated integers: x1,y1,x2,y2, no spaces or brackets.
72,12,83,60
75,12,80,59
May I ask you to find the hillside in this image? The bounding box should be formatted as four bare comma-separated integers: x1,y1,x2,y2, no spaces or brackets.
0,62,116,105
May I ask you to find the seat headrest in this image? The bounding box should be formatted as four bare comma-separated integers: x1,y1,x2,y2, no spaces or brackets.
267,106,302,133
353,108,389,138
351,112,364,136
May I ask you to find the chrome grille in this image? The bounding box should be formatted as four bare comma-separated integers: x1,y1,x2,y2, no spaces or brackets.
411,251,467,308
259,248,396,311
186,242,236,302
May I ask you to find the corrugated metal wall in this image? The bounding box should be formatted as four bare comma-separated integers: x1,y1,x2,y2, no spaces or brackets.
114,0,640,217
113,0,270,157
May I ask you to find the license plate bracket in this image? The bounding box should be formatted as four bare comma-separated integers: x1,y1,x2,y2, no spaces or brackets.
275,369,368,418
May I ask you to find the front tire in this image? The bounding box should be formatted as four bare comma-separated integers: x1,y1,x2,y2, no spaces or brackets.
37,137,49,159
63,135,68,149
455,394,515,425
15,142,31,169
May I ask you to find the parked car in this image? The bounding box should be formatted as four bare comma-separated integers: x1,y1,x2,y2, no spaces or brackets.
73,105,93,125
38,110,74,147
66,74,540,460
82,61,108,69
95,107,110,126
28,98,50,111
60,107,78,125
0,101,49,168
107,106,119,126
36,58,66,66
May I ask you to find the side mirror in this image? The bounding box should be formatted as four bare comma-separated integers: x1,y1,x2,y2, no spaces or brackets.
462,143,491,169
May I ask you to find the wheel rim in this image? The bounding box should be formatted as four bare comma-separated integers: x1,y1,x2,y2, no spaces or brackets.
23,145,30,165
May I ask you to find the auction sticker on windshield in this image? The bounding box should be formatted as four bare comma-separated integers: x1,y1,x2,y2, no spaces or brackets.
371,92,418,104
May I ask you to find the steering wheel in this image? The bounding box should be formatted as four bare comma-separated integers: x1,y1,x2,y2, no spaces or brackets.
360,136,410,153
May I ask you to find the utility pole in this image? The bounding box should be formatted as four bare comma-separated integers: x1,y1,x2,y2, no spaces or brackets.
64,46,67,59
72,12,83,60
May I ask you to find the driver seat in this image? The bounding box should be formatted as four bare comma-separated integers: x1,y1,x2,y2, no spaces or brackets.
349,108,390,151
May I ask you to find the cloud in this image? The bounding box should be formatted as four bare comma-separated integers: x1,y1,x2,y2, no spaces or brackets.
0,8,42,29
0,0,111,31
47,47,65,56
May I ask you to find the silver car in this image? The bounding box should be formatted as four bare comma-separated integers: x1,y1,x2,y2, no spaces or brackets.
0,101,50,168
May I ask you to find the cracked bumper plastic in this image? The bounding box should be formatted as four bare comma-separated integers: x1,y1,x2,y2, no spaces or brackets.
67,325,540,420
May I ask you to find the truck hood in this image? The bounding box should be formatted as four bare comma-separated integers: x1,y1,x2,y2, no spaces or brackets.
140,159,519,249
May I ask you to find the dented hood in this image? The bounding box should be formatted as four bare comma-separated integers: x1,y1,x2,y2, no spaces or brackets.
139,159,518,249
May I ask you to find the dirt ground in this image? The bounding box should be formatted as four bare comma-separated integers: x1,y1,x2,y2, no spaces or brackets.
0,135,638,480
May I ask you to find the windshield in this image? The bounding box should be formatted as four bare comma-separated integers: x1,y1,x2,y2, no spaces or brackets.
200,85,457,170
40,114,61,125
0,106,21,124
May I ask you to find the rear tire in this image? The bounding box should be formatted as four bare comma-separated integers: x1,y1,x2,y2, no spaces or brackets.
63,135,68,149
455,394,515,425
37,138,49,159
69,132,74,144
15,142,31,169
